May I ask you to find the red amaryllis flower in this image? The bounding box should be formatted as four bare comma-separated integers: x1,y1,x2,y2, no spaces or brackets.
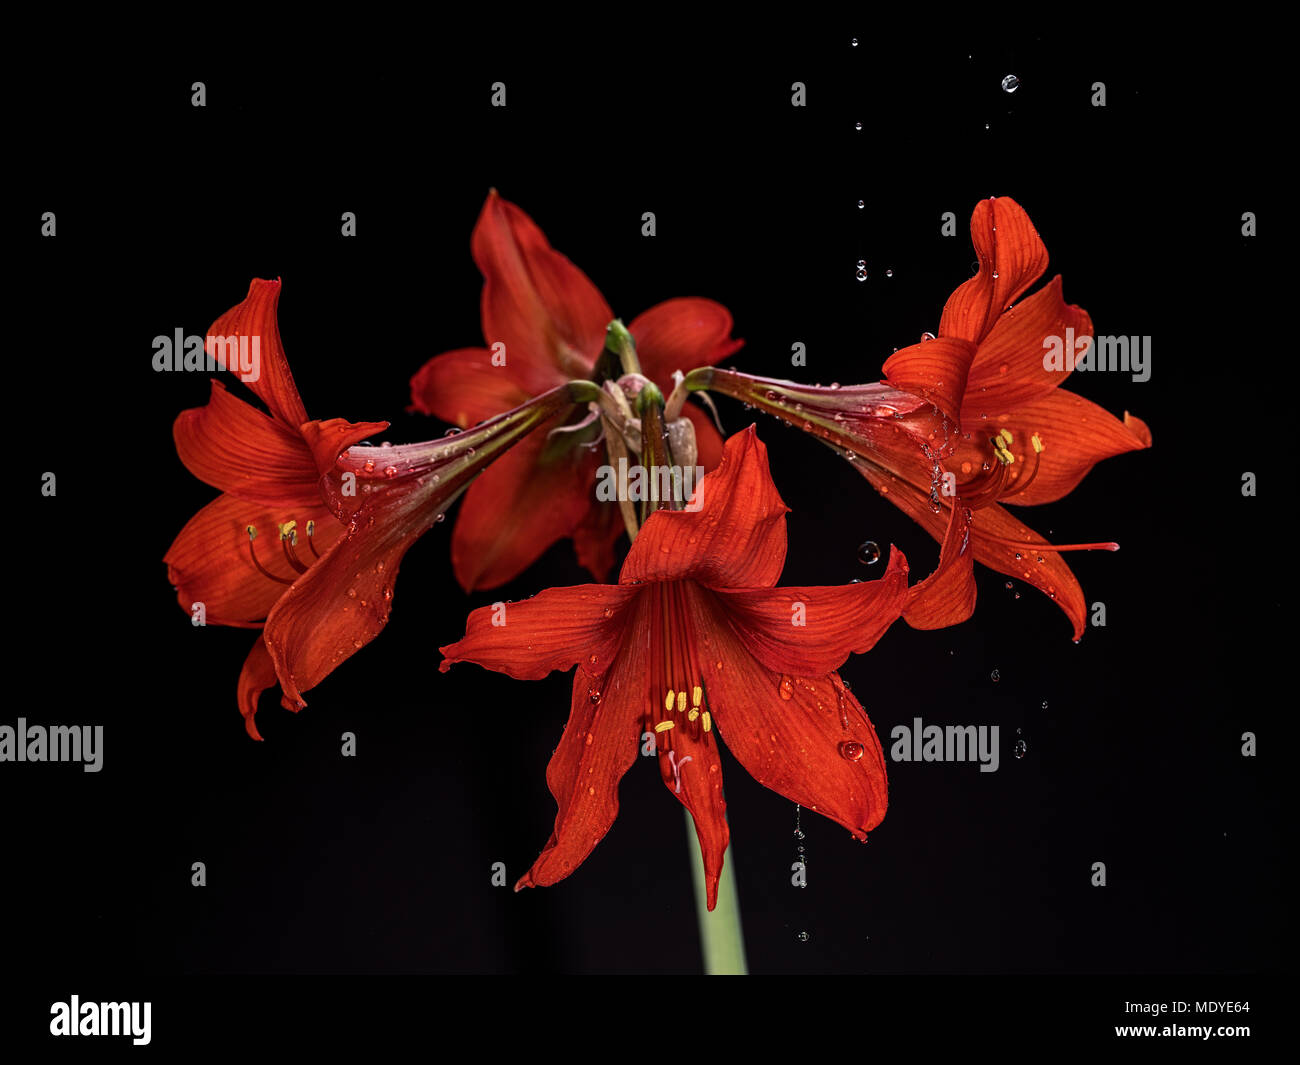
686,197,1151,639
440,426,909,909
409,190,743,592
166,278,597,738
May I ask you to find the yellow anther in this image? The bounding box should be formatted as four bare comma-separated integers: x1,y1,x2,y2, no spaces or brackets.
994,443,1015,465
1031,433,1044,454
278,520,298,540
702,712,712,733
692,685,702,707
676,691,686,713
665,690,675,712
306,519,316,536
999,428,1013,446
246,525,258,540
688,709,700,722
654,721,675,733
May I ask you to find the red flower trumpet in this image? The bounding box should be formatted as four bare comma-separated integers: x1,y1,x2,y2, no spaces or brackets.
165,279,599,738
410,190,743,592
686,197,1151,639
440,427,908,909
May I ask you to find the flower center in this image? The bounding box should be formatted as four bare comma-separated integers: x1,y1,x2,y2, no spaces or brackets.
245,519,321,587
648,582,714,748
954,430,1118,555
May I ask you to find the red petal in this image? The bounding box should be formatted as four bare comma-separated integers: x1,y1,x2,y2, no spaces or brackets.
439,584,637,681
408,347,530,426
685,578,889,836
449,424,601,592
473,190,612,390
655,707,729,911
206,278,309,429
298,417,391,480
620,426,790,590
711,547,908,674
628,298,744,385
939,197,1050,345
164,494,343,627
237,636,278,740
902,504,979,631
682,402,725,471
952,391,1151,506
970,503,1088,639
882,336,978,428
515,661,643,895
962,277,1092,413
173,381,321,507
571,501,625,583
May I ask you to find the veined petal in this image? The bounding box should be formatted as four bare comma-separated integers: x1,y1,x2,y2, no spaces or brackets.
628,298,744,384
938,197,1050,345
266,384,585,706
952,391,1151,506
969,503,1088,640
711,548,908,675
684,579,889,837
902,503,979,631
473,190,612,389
449,423,603,592
620,425,790,590
237,636,278,741
173,381,321,507
439,584,639,681
962,276,1092,412
882,336,978,428
298,417,391,480
206,278,309,429
408,346,531,427
655,706,729,911
164,493,343,628
516,661,643,896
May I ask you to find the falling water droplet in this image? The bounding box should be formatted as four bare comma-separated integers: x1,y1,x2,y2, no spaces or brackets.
855,260,868,282
857,540,881,565
1013,738,1028,759
1004,581,1013,590
1040,700,1048,709
1001,74,1020,93
854,121,863,131
857,199,865,209
796,931,810,942
885,268,893,277
838,740,865,761
990,669,1001,682
851,37,858,46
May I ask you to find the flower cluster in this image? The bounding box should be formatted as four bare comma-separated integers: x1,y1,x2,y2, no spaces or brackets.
165,194,1149,905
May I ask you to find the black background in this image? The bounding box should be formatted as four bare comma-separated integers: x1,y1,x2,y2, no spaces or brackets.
8,23,1282,1045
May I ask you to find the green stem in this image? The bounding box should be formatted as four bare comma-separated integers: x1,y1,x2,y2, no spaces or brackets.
686,808,748,975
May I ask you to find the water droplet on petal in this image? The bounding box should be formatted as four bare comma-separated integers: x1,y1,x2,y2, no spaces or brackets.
384,465,398,478
838,740,865,761
778,675,795,700
362,459,375,473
